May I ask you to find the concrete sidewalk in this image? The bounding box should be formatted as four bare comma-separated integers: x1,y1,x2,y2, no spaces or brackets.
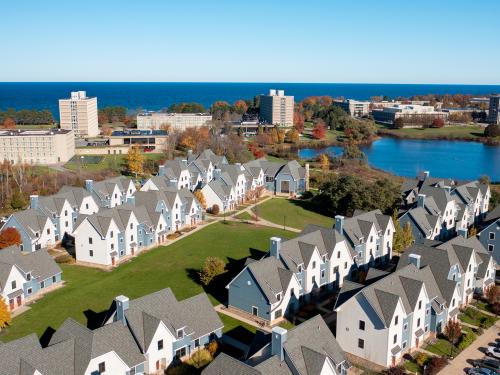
439,320,500,374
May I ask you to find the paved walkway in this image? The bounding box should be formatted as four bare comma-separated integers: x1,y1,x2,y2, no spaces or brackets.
439,320,500,374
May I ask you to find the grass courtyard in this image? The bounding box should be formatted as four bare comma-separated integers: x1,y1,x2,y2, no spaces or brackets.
377,124,490,141
0,221,295,342
254,198,333,230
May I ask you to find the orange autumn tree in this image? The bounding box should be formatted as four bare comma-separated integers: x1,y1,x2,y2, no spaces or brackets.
0,297,11,329
2,117,16,129
233,100,248,114
0,227,22,249
312,120,327,139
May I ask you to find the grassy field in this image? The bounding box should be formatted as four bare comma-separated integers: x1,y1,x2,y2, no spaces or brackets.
254,198,333,230
377,125,489,140
235,211,254,221
64,153,164,173
0,221,295,342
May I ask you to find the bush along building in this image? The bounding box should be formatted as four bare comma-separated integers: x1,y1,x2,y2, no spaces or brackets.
226,213,393,325
400,172,490,243
105,288,223,374
335,263,461,368
0,245,62,313
203,315,349,375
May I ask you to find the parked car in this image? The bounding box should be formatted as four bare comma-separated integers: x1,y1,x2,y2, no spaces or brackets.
488,346,500,360
472,358,500,373
467,368,497,375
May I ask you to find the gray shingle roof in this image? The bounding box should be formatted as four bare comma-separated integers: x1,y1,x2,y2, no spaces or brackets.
57,186,95,208
203,353,261,375
9,209,50,239
247,257,295,304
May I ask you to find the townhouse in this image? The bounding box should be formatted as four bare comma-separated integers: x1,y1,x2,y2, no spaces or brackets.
188,157,214,189
227,224,356,325
335,209,395,269
1,208,57,252
335,263,460,367
106,288,223,373
478,205,500,262
155,159,192,190
401,171,490,229
72,204,167,267
31,194,75,241
243,158,309,195
57,185,100,215
84,176,136,208
203,315,349,375
0,245,62,313
219,164,247,204
201,178,237,212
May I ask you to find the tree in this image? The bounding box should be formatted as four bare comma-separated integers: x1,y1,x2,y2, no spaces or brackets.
0,228,22,249
233,100,248,114
293,111,305,133
319,154,329,172
444,320,461,356
10,190,26,210
486,285,500,306
199,257,226,285
431,118,445,128
484,124,500,138
393,117,405,129
312,120,327,139
2,117,16,129
126,146,144,178
0,298,11,329
193,190,207,209
392,209,414,253
285,129,300,144
468,226,477,237
381,367,406,375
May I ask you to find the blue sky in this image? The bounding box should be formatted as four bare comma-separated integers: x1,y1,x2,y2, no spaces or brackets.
1,0,499,83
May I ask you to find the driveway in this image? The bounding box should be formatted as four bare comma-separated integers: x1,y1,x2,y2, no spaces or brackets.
440,320,500,374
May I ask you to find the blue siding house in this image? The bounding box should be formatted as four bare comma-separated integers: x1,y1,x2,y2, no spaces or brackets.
478,205,500,263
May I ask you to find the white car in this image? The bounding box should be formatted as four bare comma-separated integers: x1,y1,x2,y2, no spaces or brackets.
487,346,500,360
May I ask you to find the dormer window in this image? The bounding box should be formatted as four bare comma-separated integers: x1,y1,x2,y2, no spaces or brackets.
177,329,184,339
276,293,281,301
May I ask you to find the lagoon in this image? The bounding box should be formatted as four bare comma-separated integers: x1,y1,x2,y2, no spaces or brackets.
298,138,500,181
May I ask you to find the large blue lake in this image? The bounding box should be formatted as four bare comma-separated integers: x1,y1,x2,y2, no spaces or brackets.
298,138,500,181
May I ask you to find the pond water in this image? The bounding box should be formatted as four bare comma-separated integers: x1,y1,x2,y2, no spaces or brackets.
298,138,500,181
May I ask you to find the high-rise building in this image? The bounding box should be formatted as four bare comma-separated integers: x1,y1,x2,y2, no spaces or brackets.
488,95,500,124
59,91,99,137
259,89,294,126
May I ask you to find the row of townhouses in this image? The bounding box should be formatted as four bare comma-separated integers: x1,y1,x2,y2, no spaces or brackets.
400,171,490,242
0,245,62,313
334,233,495,368
0,288,222,375
143,149,309,212
226,209,394,325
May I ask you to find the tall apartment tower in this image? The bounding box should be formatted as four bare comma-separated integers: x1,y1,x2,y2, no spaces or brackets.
488,95,500,124
59,91,99,137
259,89,294,126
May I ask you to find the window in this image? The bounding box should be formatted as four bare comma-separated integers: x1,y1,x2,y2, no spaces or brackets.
322,255,326,262
275,309,282,319
64,210,68,216
298,265,303,273
425,325,429,332
404,323,408,330
130,223,133,229
110,231,114,238
393,334,397,344
333,266,339,274
110,243,114,250
418,300,422,310
370,236,373,243
359,320,365,331
41,281,45,288
344,262,348,269
358,339,364,349
175,347,187,359
395,315,399,325
337,251,340,259
157,339,163,350
52,276,56,283
11,280,16,289
387,229,391,236
452,298,455,307
85,203,89,209
89,250,94,257
177,329,184,339
490,232,495,240
312,261,316,269
417,318,421,327
276,293,281,301
26,273,31,281
130,368,136,375
426,308,430,316
488,244,494,252
402,341,407,349
98,362,105,373
27,288,32,295
290,288,294,296
467,279,470,287
47,228,50,234
252,306,258,316
65,221,68,227
89,237,93,244
468,264,471,272
195,338,200,347
321,270,325,278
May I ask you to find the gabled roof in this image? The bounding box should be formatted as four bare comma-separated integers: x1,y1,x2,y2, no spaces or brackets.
160,159,189,180
48,318,144,374
246,257,295,304
403,206,440,237
57,186,95,208
9,209,50,239
38,195,68,216
203,353,261,375
483,205,500,226
205,179,233,200
342,209,392,246
0,246,61,288
0,334,46,375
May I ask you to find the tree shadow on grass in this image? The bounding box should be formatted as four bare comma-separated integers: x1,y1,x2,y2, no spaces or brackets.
186,250,267,304
287,198,332,218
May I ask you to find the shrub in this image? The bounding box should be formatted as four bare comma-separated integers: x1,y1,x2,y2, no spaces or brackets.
211,204,220,215
186,348,213,368
0,227,22,249
207,340,218,356
393,117,405,129
415,352,428,367
485,124,500,138
10,191,26,210
199,257,226,286
431,118,445,128
426,356,448,375
457,330,476,351
381,366,406,375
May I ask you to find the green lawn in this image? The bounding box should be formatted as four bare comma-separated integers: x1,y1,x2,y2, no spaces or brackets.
0,221,295,342
254,198,333,230
459,307,497,328
64,153,164,173
219,313,257,345
377,125,490,140
425,338,456,357
235,211,254,221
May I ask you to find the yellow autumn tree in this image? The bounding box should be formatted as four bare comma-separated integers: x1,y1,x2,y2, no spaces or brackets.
319,153,329,172
127,145,144,178
194,189,207,209
0,297,11,329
